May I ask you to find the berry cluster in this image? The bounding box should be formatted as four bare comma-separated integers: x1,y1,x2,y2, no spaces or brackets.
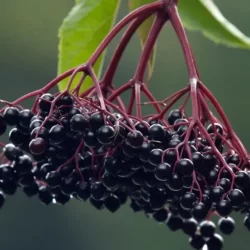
1,0,250,249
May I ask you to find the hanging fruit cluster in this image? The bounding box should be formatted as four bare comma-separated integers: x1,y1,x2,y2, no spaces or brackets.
0,1,250,249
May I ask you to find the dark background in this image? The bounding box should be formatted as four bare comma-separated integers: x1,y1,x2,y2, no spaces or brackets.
0,1,250,249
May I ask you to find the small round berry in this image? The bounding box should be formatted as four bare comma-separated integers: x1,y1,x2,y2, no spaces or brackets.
70,114,89,132
244,216,250,231
148,124,165,141
206,233,224,250
166,215,183,231
191,202,208,221
3,107,19,126
49,124,65,144
182,218,198,236
102,172,118,190
135,121,149,136
91,181,108,201
200,220,216,238
228,188,245,206
14,155,33,173
29,119,43,131
175,158,194,176
207,123,223,135
168,109,182,125
218,178,231,192
216,199,232,217
85,130,99,148
60,176,77,195
29,137,46,155
180,192,197,209
22,182,39,197
104,194,120,213
189,234,205,250
54,193,70,205
3,143,23,161
39,93,54,112
89,112,104,131
9,128,26,146
0,115,7,136
168,173,183,191
218,217,235,235
18,109,33,128
149,148,163,166
210,186,225,202
126,131,144,148
76,181,90,201
155,162,172,181
139,141,152,162
45,171,62,187
38,186,53,205
153,208,168,223
56,95,73,113
235,170,250,188
0,191,5,208
97,125,115,145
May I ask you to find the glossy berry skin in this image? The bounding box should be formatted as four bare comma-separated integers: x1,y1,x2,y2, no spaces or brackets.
207,234,224,250
97,125,115,145
49,125,65,144
89,112,104,131
180,192,197,209
104,195,120,213
235,171,250,188
102,172,118,190
45,171,62,187
166,215,183,231
155,163,172,181
38,93,54,112
14,155,33,173
18,109,33,128
3,143,23,161
200,220,216,238
153,208,168,223
244,216,250,231
182,218,198,236
91,182,108,201
76,182,90,201
149,149,163,166
218,217,235,235
9,128,26,146
126,131,144,148
168,109,182,125
29,137,46,155
0,115,7,136
148,124,165,141
0,191,5,208
3,107,19,126
38,186,53,205
191,202,208,221
135,121,149,136
228,189,245,206
60,177,77,195
218,178,231,192
189,234,205,250
216,199,232,217
175,158,194,176
70,114,89,132
210,186,225,202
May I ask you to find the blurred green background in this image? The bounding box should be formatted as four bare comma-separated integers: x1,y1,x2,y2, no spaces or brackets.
0,1,250,249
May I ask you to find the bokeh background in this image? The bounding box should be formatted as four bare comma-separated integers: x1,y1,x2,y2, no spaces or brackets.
0,1,250,249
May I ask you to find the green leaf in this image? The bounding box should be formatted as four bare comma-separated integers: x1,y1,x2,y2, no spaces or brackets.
58,0,121,92
178,0,250,49
128,0,157,82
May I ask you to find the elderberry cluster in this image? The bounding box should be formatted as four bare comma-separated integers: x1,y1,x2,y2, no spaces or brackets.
0,91,249,250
